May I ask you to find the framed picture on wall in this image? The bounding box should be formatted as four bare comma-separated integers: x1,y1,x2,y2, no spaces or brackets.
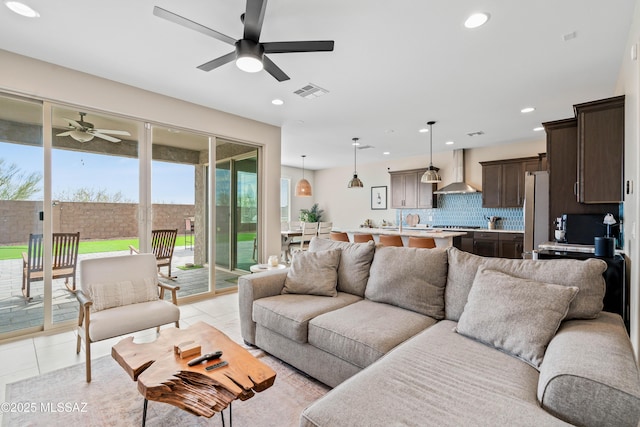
371,186,387,210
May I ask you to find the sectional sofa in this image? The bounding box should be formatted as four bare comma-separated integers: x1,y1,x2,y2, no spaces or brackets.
238,237,640,426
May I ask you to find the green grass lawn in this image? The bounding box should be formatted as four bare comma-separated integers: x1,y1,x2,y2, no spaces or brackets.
0,235,195,261
0,233,257,261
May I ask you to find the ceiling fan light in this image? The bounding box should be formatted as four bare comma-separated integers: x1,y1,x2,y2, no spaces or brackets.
69,130,94,143
5,1,39,18
235,39,264,73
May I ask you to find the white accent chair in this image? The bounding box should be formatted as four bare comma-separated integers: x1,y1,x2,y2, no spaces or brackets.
76,253,180,382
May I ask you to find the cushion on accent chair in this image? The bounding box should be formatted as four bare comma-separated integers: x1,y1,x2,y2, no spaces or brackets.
445,247,606,321
282,248,341,297
365,246,448,319
456,266,579,368
84,277,159,312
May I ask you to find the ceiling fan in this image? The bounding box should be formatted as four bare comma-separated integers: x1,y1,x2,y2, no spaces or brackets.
153,0,335,82
56,112,131,143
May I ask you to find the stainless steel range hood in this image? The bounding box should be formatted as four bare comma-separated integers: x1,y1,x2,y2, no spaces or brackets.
433,149,480,194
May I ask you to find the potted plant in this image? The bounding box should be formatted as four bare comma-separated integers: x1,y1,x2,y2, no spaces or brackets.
299,203,323,223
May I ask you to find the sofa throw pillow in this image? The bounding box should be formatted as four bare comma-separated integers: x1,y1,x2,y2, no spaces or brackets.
309,237,375,297
85,277,159,312
282,248,341,297
456,266,579,368
445,247,606,321
364,246,448,319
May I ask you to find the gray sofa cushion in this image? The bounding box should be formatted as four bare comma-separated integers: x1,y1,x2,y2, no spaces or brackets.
308,237,375,297
364,246,448,318
252,292,361,343
538,312,640,427
456,267,578,368
445,247,606,321
308,300,436,369
283,248,341,297
301,320,569,427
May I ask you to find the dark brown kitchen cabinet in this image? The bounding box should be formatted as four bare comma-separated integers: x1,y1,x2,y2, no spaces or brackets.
453,233,474,253
544,117,619,242
499,233,524,259
574,95,624,203
473,231,499,257
481,156,542,208
389,169,437,209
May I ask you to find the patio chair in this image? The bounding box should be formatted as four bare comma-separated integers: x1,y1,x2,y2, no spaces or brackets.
22,232,80,301
129,229,178,279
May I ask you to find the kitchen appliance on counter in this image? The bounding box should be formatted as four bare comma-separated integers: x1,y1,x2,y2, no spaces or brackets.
523,171,549,255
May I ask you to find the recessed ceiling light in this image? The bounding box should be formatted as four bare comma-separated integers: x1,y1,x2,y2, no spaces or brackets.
445,141,454,145
418,128,429,133
5,1,39,17
533,126,544,132
271,99,284,106
521,107,535,113
352,141,361,146
383,151,390,155
464,12,489,29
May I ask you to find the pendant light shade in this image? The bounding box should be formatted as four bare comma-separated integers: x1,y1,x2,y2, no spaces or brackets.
295,155,312,197
348,137,364,188
421,121,442,183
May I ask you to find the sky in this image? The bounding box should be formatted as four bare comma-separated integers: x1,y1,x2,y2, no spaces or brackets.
1,141,195,204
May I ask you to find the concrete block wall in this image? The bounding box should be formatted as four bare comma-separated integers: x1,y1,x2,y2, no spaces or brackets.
0,200,195,244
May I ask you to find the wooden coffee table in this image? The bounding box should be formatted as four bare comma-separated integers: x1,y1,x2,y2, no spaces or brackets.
112,321,276,426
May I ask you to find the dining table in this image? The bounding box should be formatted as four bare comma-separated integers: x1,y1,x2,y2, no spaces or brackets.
281,229,303,263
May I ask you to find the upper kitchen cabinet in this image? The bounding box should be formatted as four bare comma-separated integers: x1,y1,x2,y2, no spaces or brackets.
480,156,544,208
389,169,437,209
574,95,625,204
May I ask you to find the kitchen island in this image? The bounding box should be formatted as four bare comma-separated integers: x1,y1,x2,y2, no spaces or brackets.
340,227,468,248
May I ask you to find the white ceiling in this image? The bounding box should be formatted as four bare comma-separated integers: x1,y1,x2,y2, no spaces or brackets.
0,0,634,170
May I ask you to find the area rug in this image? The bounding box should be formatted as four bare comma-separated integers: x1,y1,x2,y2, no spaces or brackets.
3,350,329,427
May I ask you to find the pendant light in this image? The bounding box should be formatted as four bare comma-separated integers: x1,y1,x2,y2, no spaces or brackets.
421,121,442,183
295,155,312,197
347,137,364,188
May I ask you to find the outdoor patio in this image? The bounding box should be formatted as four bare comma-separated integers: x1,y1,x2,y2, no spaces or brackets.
0,247,248,335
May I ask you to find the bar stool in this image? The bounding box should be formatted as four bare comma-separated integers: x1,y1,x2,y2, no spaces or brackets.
379,235,404,247
330,231,350,242
353,233,374,243
408,237,436,249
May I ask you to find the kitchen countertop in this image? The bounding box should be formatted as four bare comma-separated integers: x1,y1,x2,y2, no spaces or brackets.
538,241,624,255
364,226,524,234
342,228,468,238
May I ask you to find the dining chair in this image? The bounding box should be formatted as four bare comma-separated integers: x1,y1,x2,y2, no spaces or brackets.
317,222,333,239
353,233,374,243
408,236,437,248
330,231,350,242
296,222,319,252
379,235,404,247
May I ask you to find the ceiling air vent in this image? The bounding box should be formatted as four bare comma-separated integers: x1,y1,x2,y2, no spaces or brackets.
357,145,374,150
467,131,485,137
294,83,329,99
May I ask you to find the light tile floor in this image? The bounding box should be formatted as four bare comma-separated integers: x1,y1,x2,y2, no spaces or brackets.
0,291,243,425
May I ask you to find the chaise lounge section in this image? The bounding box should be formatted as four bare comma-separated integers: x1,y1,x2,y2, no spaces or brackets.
238,238,640,426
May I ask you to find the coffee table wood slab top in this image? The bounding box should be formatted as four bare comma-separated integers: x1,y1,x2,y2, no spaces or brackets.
111,321,276,418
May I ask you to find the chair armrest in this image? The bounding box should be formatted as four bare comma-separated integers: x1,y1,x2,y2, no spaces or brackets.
538,312,640,427
128,245,140,254
238,269,288,345
76,290,93,308
158,282,180,305
21,252,28,265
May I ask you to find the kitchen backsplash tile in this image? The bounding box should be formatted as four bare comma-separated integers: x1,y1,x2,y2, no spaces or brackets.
394,193,524,230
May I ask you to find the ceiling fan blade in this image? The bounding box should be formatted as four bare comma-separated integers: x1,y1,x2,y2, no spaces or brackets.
263,40,334,54
93,129,131,136
197,51,236,71
153,6,237,46
263,56,290,82
243,0,268,41
63,118,83,128
56,131,73,136
91,132,122,143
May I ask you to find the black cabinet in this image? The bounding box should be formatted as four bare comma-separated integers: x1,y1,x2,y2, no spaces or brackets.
473,231,499,257
499,233,524,259
454,231,523,259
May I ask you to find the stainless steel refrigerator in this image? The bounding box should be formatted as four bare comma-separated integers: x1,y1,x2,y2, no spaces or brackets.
523,171,549,255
